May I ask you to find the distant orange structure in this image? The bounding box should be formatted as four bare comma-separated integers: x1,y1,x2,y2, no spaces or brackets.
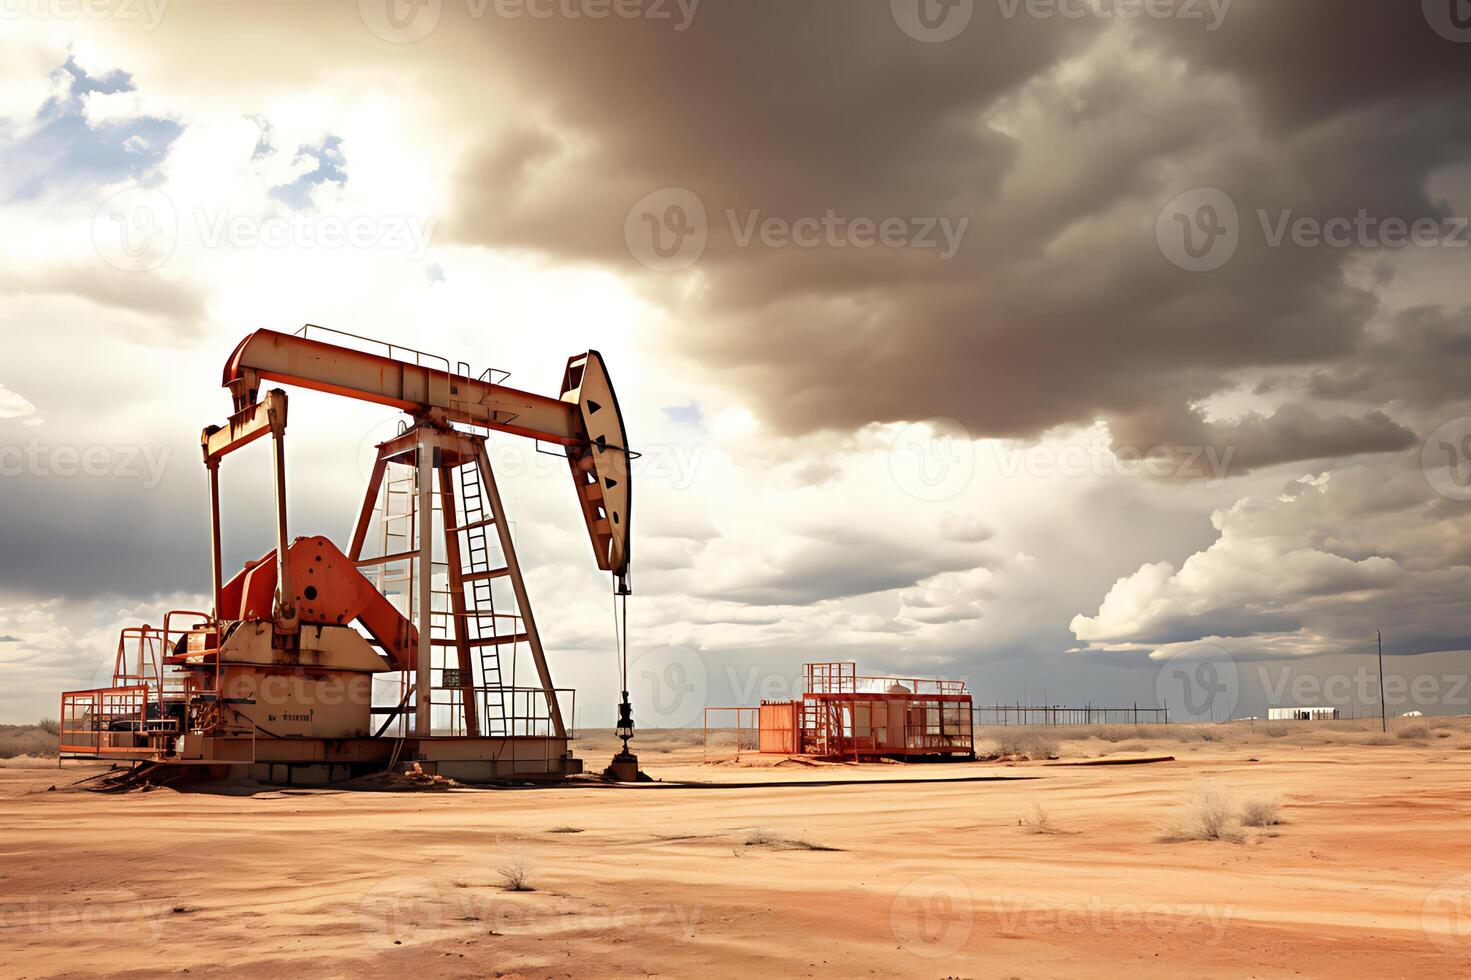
707,661,974,761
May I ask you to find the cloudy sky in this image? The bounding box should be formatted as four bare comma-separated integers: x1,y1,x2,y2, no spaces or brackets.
1,0,1468,726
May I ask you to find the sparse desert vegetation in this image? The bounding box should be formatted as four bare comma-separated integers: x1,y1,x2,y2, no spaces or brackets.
497,858,533,892
743,828,839,851
989,731,1059,760
2,717,1467,975
1160,790,1245,843
1020,803,1066,835
1242,797,1284,827
0,724,58,760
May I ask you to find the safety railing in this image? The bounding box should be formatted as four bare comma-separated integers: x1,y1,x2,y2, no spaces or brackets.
424,681,576,739
296,324,453,377
59,685,174,758
702,707,760,761
803,661,967,697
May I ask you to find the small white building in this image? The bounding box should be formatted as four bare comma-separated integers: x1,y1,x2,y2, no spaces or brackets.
1268,706,1340,721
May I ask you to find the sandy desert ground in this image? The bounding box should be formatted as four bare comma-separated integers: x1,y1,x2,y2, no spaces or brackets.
2,718,1469,978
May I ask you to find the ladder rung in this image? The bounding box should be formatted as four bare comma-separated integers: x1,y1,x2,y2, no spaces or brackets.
463,568,510,583
356,549,421,567
431,634,528,648
451,610,521,619
448,517,497,533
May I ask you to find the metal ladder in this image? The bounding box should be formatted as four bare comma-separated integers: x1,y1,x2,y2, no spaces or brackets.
456,461,515,736
376,458,419,735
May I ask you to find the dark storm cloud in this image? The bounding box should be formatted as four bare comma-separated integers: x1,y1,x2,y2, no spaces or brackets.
1306,306,1471,412
1109,401,1418,477
434,1,1470,471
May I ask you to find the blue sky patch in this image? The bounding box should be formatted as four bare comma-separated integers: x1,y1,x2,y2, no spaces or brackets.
1,57,182,202
663,402,704,427
268,135,346,209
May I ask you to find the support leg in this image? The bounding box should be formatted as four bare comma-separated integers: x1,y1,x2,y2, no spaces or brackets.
415,435,434,739
437,463,480,737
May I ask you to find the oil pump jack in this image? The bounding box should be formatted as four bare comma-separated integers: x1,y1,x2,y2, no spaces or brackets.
59,326,638,784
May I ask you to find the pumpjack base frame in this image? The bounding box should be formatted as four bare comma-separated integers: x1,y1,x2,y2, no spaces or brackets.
63,735,582,786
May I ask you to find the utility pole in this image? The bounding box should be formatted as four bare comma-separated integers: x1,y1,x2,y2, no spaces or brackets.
1376,629,1387,734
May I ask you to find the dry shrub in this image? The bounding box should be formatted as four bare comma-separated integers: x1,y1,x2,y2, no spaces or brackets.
994,731,1059,760
1020,804,1065,835
547,826,584,834
1094,726,1147,743
1397,724,1429,740
0,725,58,759
497,859,533,891
1264,724,1290,738
1241,797,1283,827
1159,790,1244,843
743,828,840,851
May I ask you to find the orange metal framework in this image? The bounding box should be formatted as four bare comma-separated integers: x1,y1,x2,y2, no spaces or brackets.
701,707,760,761
704,661,975,762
